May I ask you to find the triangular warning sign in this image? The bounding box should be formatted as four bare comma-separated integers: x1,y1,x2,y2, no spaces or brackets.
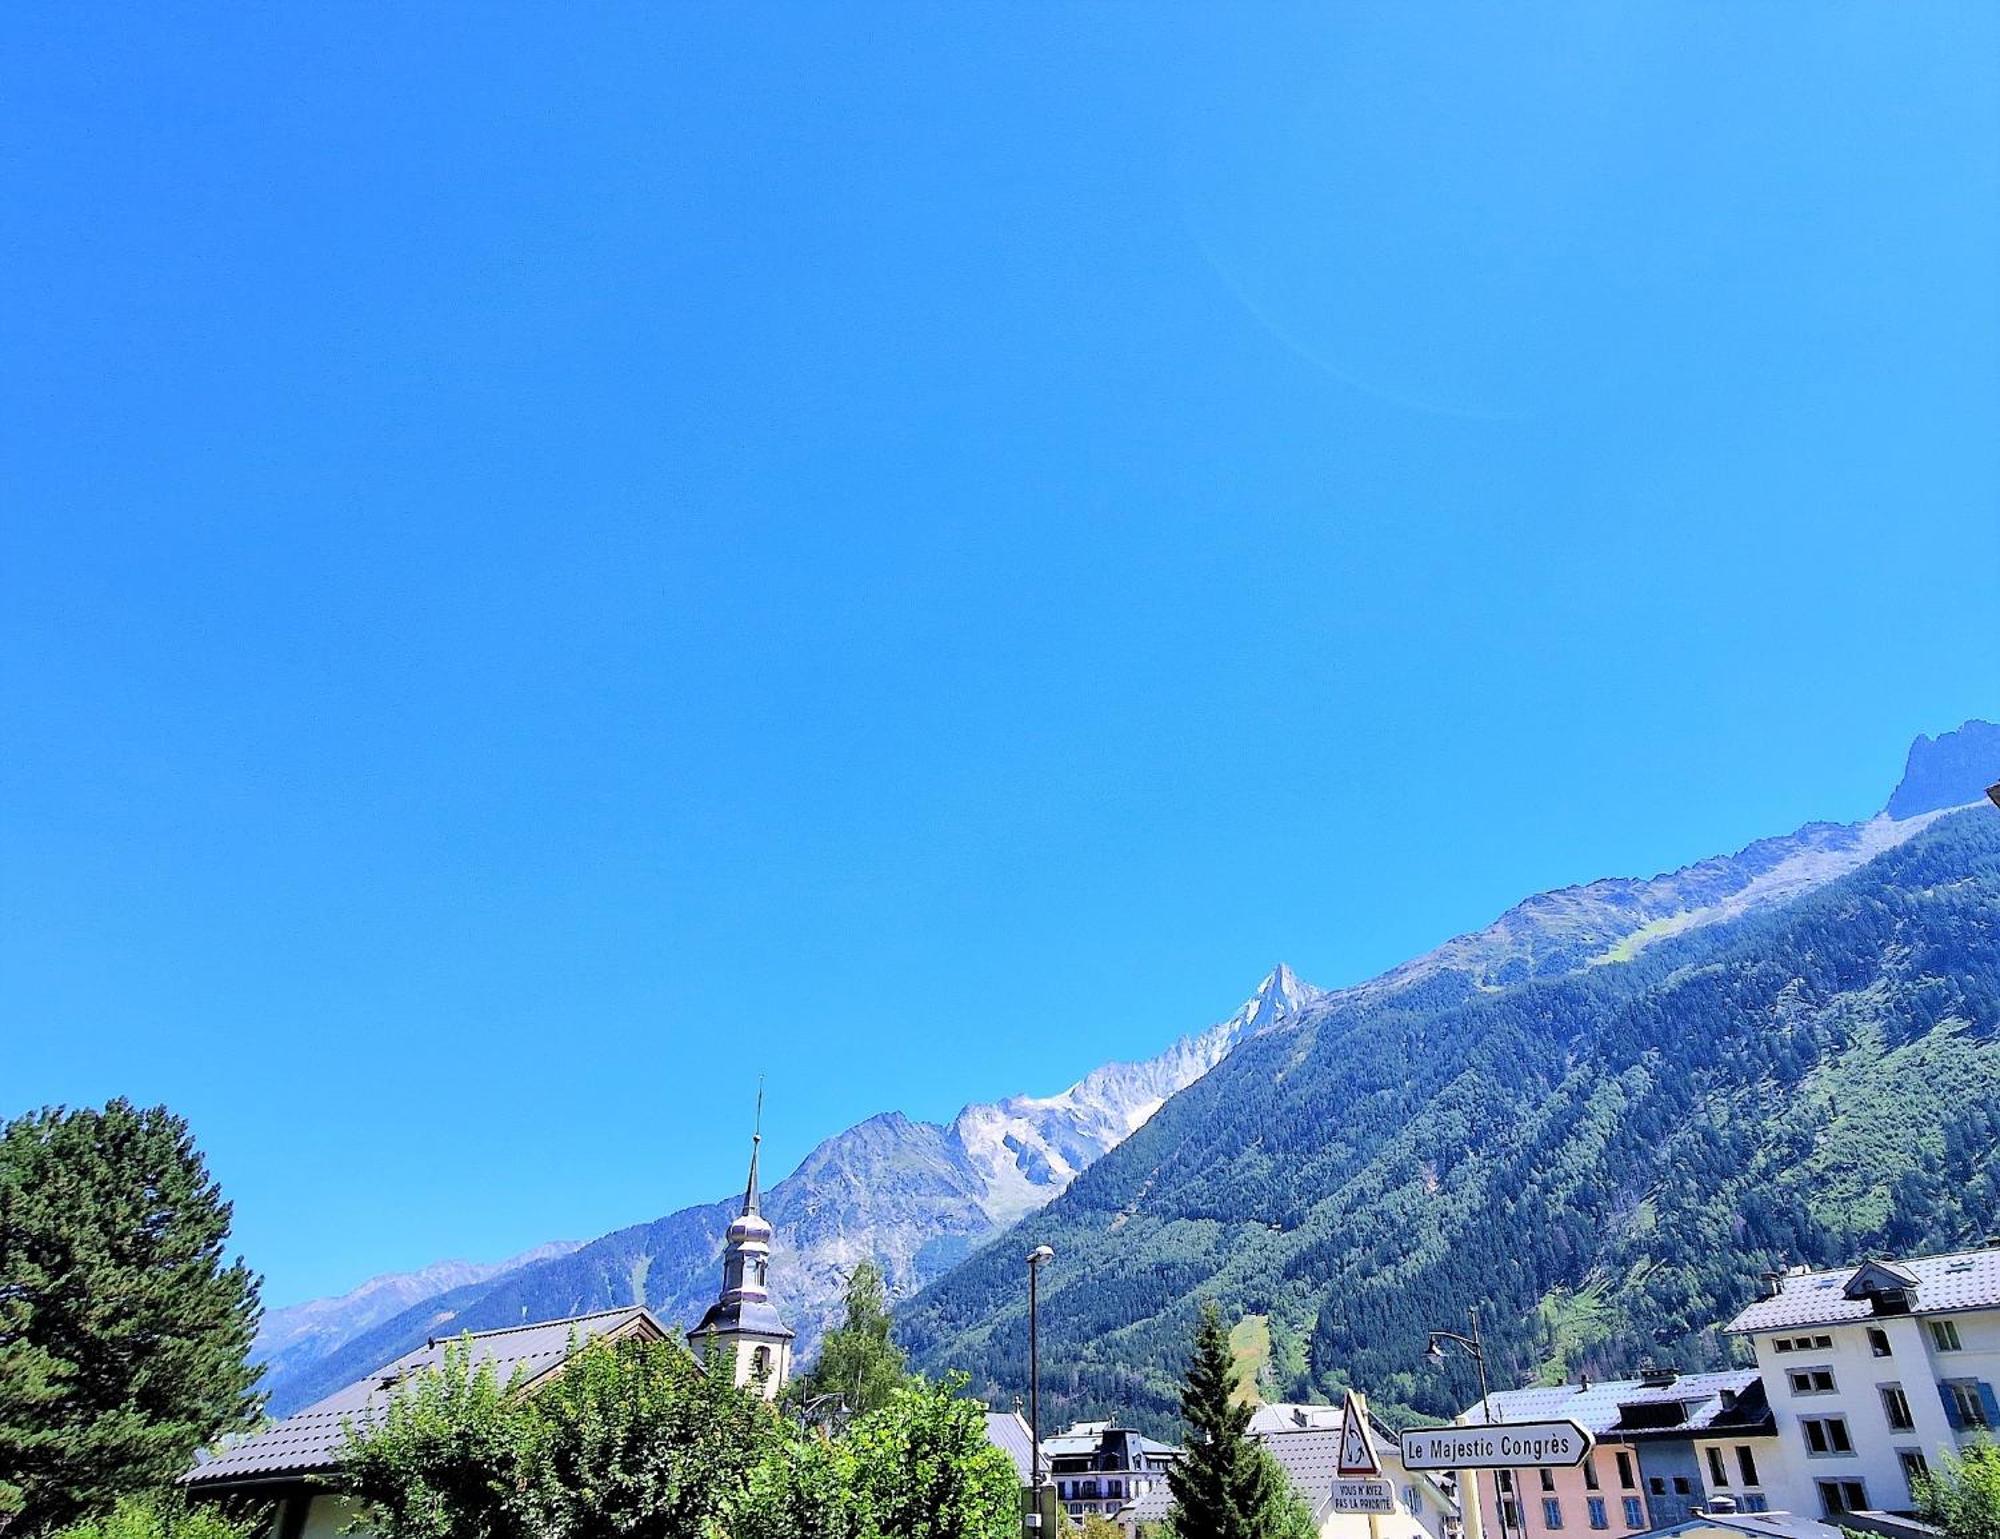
1337,1391,1383,1477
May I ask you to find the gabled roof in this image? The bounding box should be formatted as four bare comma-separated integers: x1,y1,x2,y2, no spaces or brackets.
983,1410,1038,1485
1725,1246,2000,1334
186,1306,667,1489
1468,1371,1767,1441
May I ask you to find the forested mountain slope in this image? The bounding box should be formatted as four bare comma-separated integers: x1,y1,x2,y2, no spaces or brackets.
900,806,2000,1434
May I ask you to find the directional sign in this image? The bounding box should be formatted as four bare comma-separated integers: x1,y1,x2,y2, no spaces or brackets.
1398,1420,1594,1471
1337,1391,1384,1477
1330,1478,1397,1514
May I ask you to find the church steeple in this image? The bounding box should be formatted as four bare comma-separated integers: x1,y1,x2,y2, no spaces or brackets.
687,1082,793,1400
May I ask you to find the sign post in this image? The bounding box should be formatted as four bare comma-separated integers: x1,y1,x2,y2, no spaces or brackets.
1397,1421,1595,1471
1332,1392,1394,1539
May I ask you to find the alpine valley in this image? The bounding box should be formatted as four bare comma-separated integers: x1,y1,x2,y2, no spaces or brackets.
899,720,2000,1430
258,720,2000,1430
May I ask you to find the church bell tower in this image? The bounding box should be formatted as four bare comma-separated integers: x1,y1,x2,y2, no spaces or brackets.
687,1089,793,1399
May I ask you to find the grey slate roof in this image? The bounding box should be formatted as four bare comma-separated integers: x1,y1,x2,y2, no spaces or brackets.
1469,1371,1765,1440
186,1306,664,1488
1726,1247,2000,1334
688,1296,795,1340
983,1410,1038,1485
1257,1429,1361,1515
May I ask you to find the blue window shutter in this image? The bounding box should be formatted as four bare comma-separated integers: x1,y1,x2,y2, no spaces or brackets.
1940,1385,1965,1430
1979,1383,1999,1428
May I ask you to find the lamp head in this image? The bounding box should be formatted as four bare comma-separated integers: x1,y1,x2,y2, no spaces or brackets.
1027,1245,1055,1267
1426,1336,1447,1368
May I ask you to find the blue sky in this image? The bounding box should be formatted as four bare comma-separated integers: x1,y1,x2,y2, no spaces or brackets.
4,4,1995,1308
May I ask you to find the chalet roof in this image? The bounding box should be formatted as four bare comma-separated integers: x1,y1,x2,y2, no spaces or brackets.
1725,1246,2000,1334
1470,1371,1767,1440
185,1306,666,1489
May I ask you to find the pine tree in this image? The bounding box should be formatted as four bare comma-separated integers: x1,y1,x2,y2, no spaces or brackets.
0,1101,263,1531
1165,1303,1314,1539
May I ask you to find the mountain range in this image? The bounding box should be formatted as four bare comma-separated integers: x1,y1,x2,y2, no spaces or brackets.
256,962,1323,1414
258,719,2000,1428
899,721,2000,1430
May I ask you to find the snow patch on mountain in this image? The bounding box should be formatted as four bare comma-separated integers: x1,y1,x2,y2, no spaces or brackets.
949,964,1323,1225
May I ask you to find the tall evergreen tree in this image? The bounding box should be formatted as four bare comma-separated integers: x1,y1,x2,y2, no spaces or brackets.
791,1261,907,1419
0,1101,263,1531
1165,1304,1313,1539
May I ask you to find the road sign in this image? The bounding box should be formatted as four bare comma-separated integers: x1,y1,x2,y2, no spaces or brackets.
1337,1391,1384,1477
1398,1420,1594,1471
1331,1478,1397,1514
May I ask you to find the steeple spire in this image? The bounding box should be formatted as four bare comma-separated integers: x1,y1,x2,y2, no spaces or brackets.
690,1077,793,1401
742,1076,764,1218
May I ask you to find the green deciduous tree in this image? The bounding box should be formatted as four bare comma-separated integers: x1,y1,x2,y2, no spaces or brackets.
1918,1437,2000,1539
516,1335,770,1539
791,1263,908,1421
0,1101,262,1532
744,1374,1016,1539
341,1334,772,1539
48,1493,259,1539
1165,1304,1314,1539
337,1341,533,1539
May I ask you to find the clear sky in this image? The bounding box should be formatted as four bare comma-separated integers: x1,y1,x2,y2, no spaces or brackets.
4,4,1996,1309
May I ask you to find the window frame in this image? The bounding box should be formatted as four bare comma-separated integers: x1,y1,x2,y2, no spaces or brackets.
1932,1319,1965,1352
1621,1497,1644,1530
1544,1497,1565,1530
1880,1383,1914,1432
1587,1497,1608,1531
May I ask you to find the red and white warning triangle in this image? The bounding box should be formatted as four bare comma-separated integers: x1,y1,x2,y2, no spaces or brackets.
1337,1390,1384,1478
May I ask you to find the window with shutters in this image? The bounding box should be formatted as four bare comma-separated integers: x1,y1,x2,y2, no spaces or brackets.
1945,1380,1991,1428
1587,1498,1608,1530
1544,1499,1564,1530
1621,1498,1644,1529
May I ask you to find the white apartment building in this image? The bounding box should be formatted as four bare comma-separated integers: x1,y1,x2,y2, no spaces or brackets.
1725,1245,2000,1522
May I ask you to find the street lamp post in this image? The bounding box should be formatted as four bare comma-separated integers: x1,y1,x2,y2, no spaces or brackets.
1428,1308,1506,1539
1026,1245,1055,1534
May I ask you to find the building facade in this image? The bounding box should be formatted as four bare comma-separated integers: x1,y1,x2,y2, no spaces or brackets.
1462,1371,1789,1539
1045,1420,1180,1522
1725,1247,2000,1521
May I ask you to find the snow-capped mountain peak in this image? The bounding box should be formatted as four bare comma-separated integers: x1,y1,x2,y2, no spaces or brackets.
945,967,1320,1226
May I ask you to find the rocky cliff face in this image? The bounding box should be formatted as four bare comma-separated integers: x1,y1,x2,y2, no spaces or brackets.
1884,718,2000,820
